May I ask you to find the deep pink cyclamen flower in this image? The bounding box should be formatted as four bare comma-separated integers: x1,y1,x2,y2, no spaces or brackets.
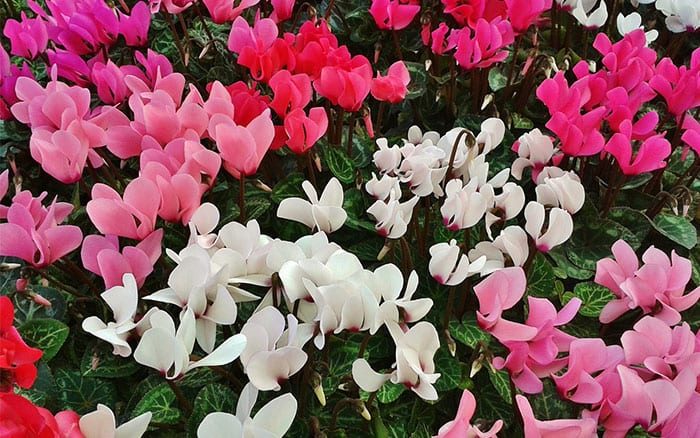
268,70,312,117
371,61,410,104
284,107,328,154
228,16,294,82
681,114,700,157
0,46,35,121
369,0,420,30
3,12,49,59
81,230,162,289
450,17,514,71
440,0,506,28
0,296,43,391
314,55,373,112
86,178,160,241
117,1,151,47
505,0,552,34
290,19,340,80
429,23,457,55
604,122,671,176
0,190,83,268
270,0,295,23
650,49,700,118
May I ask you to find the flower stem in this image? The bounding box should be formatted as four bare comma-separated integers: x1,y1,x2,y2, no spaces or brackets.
239,175,246,222
166,380,193,416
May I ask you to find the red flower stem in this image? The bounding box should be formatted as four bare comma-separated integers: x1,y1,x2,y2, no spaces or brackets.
163,13,190,73
346,112,357,157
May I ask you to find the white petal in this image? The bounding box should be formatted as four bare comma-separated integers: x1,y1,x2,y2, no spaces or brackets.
236,383,258,422
190,202,220,235
352,359,391,392
524,201,545,241
190,334,247,369
277,197,315,229
197,412,243,438
250,393,298,437
318,177,344,207
79,404,116,438
115,412,152,438
134,327,184,379
101,273,138,324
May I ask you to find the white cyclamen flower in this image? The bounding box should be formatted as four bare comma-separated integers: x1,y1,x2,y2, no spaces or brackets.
656,0,700,33
493,225,530,267
441,178,487,230
79,404,152,438
134,308,246,379
367,190,419,239
239,306,308,391
277,177,347,233
365,172,401,201
524,201,574,252
572,0,608,29
616,12,658,44
82,273,153,357
197,383,297,438
535,169,585,214
367,265,433,333
373,137,402,174
429,240,486,286
511,128,555,181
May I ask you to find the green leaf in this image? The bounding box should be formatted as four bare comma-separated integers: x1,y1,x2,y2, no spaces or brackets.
608,207,651,244
526,253,556,298
566,218,638,271
245,197,271,221
80,345,139,378
512,113,534,129
434,348,461,392
562,282,615,318
188,384,237,437
133,383,182,425
178,367,219,389
324,145,356,184
271,172,306,204
488,367,512,403
18,318,69,361
449,314,490,349
404,62,428,100
377,381,406,404
15,361,55,407
652,214,697,249
55,370,117,414
488,68,507,92
528,380,571,421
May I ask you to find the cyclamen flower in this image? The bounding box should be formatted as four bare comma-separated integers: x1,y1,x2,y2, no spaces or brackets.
572,0,608,29
80,404,152,438
134,308,246,379
277,178,347,233
516,395,598,437
369,0,420,30
284,107,328,154
370,265,432,333
0,296,43,392
3,12,49,59
434,390,503,437
450,18,514,71
617,12,658,44
367,190,419,238
197,383,297,438
535,168,585,214
441,178,487,230
371,61,410,104
239,307,308,391
429,240,485,286
524,202,573,252
596,240,700,325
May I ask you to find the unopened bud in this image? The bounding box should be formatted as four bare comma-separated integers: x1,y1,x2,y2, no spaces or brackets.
310,371,326,406
354,400,371,421
31,292,52,307
377,242,392,261
0,262,21,272
444,329,456,357
252,179,272,192
15,278,28,292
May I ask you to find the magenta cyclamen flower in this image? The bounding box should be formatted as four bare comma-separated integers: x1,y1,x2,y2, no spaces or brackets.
3,12,49,59
505,0,551,34
650,48,700,118
369,0,421,31
604,122,671,176
450,17,514,71
596,239,700,325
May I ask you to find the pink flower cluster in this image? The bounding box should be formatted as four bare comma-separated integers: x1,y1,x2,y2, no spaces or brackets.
537,29,700,174
471,243,700,436
417,0,552,71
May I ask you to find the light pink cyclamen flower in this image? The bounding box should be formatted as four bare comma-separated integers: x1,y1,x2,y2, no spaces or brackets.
0,189,82,267
516,395,598,437
86,178,160,241
596,239,700,325
81,230,163,289
433,389,503,438
204,0,260,24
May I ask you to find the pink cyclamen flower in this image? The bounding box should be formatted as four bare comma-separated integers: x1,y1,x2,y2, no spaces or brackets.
474,267,539,342
369,0,420,30
429,23,457,55
86,178,160,241
117,1,151,47
271,0,295,23
209,109,275,179
505,0,552,34
371,61,410,104
314,55,374,112
441,0,506,27
81,230,163,289
604,121,671,176
204,0,260,24
450,18,514,71
0,46,35,120
516,395,598,437
268,70,312,117
650,49,700,118
284,107,328,154
596,240,700,325
434,390,503,437
3,12,49,59
0,191,82,267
